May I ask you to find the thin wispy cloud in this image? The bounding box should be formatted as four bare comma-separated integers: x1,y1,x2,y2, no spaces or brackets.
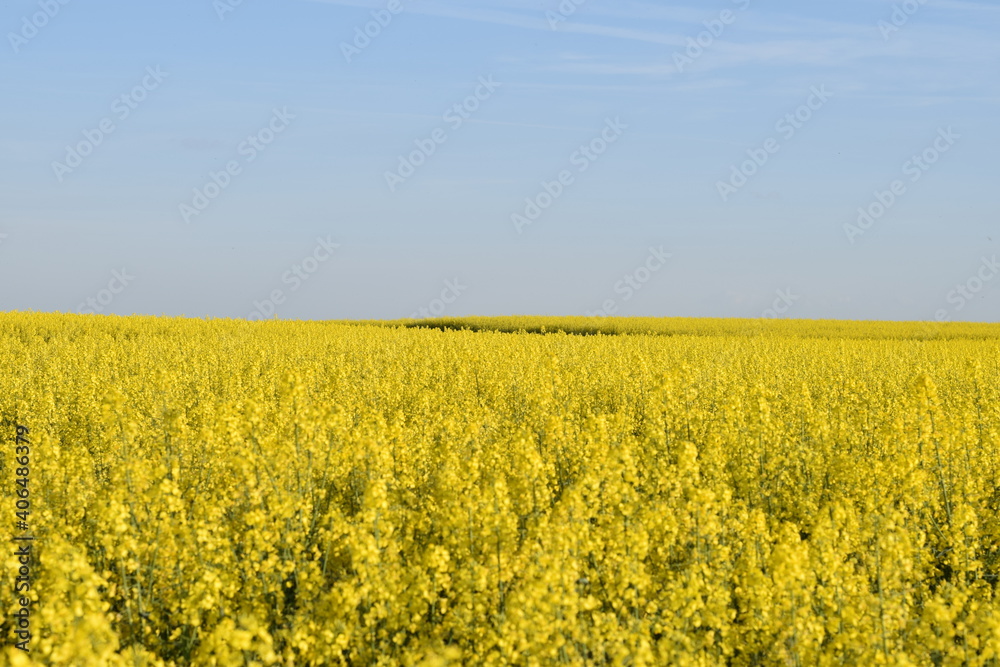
306,0,998,95
306,0,685,44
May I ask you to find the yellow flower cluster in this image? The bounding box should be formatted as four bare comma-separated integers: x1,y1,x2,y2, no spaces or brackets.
1,313,998,665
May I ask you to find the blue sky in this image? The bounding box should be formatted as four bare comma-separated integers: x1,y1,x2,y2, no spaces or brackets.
1,0,998,321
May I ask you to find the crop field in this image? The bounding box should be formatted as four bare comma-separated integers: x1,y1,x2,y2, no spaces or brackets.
1,312,999,665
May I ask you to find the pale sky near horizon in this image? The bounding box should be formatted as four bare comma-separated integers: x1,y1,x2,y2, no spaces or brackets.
1,0,998,322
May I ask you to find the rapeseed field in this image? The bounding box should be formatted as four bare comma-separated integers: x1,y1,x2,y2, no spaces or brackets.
1,313,998,665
